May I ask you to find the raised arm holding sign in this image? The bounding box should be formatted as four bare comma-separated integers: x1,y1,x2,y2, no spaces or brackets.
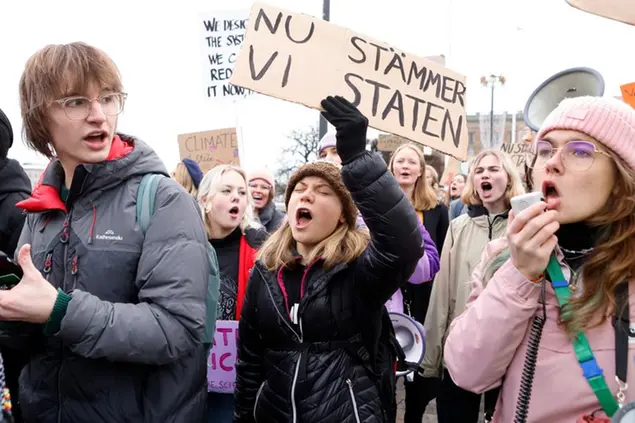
230,2,469,160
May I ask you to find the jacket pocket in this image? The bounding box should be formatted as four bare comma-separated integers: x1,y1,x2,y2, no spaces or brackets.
253,381,265,422
346,379,361,423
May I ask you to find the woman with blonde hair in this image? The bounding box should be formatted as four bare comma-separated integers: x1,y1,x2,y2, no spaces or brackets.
234,96,424,423
444,96,635,422
421,149,524,423
197,164,265,422
388,143,448,423
172,158,203,197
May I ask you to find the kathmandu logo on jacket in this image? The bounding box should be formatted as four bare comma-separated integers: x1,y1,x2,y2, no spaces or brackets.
96,229,123,241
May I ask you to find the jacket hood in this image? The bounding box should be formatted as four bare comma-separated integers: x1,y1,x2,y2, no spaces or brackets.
17,134,168,212
0,158,32,201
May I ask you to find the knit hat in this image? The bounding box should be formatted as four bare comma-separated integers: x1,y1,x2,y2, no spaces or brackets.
285,161,357,228
536,96,635,171
0,108,13,156
182,158,203,189
248,168,275,188
318,132,337,155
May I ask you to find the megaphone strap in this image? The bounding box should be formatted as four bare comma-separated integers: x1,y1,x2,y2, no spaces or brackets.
546,255,628,417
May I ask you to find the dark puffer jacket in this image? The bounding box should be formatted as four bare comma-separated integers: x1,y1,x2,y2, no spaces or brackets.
234,152,424,423
10,135,211,423
257,200,285,234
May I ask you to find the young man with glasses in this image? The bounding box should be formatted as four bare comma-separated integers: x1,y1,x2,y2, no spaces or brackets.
1,42,213,422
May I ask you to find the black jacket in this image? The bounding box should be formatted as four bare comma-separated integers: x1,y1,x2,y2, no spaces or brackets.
234,152,424,423
257,201,285,234
0,158,31,257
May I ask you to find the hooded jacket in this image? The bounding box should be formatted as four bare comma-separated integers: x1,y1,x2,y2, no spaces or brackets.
234,152,424,423
0,158,31,257
10,134,211,423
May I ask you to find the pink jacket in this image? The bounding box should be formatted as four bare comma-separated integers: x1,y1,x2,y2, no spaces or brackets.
444,238,635,422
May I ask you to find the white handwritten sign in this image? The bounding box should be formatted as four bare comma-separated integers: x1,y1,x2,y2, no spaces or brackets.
199,10,252,100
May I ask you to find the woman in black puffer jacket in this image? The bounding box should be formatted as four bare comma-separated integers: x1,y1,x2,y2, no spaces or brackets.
233,96,424,423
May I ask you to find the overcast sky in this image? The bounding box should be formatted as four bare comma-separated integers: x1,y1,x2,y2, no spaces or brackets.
1,0,633,173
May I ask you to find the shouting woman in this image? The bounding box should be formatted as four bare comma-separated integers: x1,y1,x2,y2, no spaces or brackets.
233,96,424,423
422,149,524,423
444,96,635,422
197,165,265,422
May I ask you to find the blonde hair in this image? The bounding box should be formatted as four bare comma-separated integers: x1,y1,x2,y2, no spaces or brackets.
197,165,260,238
19,42,123,158
258,221,369,271
172,162,197,197
389,143,440,211
426,165,439,191
461,149,525,207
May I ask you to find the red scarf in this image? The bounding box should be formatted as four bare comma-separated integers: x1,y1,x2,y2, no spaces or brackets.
235,235,257,319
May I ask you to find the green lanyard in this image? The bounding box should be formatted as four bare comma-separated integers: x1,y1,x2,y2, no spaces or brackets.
546,255,620,416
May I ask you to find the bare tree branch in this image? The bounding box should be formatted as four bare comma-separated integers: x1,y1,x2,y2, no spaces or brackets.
275,125,320,190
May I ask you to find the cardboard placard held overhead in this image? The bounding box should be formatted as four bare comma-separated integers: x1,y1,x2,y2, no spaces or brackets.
178,128,240,173
230,3,469,160
565,0,635,26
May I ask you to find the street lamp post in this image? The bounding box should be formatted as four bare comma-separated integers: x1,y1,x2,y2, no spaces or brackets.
318,0,331,140
480,74,506,147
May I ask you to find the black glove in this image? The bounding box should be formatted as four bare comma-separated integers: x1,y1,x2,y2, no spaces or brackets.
320,96,368,165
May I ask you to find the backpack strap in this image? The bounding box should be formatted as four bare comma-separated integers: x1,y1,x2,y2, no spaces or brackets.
136,174,164,234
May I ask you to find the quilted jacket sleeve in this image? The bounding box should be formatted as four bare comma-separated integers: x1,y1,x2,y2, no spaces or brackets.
234,267,264,423
58,179,210,365
341,152,424,304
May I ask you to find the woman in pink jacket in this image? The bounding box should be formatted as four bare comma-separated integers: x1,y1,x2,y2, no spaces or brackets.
444,96,635,423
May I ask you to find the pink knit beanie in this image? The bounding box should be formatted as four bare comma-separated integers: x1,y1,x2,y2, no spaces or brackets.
536,96,635,171
248,168,275,188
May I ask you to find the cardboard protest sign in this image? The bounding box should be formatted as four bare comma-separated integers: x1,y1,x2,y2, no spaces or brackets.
440,156,463,187
200,10,253,99
207,320,239,393
178,127,240,173
230,3,469,160
566,0,635,26
620,82,635,109
500,142,530,176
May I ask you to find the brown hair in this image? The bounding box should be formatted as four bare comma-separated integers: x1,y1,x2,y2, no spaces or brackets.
389,143,439,211
19,42,123,158
258,220,369,271
563,152,635,335
172,162,198,197
461,149,525,208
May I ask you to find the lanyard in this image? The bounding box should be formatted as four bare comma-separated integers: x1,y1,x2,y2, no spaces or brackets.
546,255,629,417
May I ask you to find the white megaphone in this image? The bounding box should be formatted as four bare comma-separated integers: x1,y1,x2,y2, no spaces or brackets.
389,312,426,378
613,403,635,422
523,67,605,132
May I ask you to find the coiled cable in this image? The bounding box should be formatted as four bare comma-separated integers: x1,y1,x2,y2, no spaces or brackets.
513,280,547,423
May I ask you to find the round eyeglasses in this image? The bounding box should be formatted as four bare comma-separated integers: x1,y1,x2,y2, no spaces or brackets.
54,92,127,121
525,140,611,172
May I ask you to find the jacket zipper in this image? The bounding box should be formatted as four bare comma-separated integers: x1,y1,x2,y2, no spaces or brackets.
290,318,304,423
347,379,361,423
260,269,301,340
58,211,73,423
253,381,266,422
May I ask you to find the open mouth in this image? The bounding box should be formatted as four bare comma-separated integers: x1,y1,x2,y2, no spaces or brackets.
229,206,240,217
295,207,313,226
400,172,411,178
252,193,263,201
84,131,107,143
542,181,561,209
481,181,492,194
